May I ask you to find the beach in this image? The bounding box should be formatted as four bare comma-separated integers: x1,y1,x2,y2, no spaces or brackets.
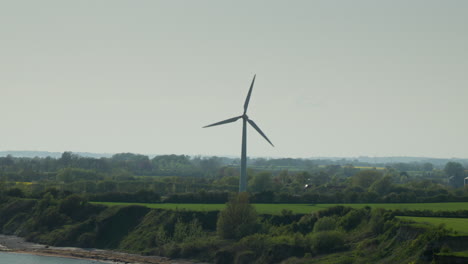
0,234,196,264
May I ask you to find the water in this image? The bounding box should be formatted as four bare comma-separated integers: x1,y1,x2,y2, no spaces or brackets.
0,252,107,264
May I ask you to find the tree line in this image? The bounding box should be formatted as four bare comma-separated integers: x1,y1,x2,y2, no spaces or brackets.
1,152,467,204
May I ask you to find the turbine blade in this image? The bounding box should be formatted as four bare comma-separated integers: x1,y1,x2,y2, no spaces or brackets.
203,116,242,128
243,74,256,115
247,119,274,147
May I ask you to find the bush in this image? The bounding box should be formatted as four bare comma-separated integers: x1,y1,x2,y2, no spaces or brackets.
6,188,25,198
235,234,307,263
313,216,338,232
178,237,223,260
36,207,70,231
58,194,90,220
215,249,234,264
0,199,36,228
235,250,255,264
308,231,346,254
339,209,368,231
295,214,318,234
173,219,205,242
77,232,97,247
217,193,258,240
2,213,28,235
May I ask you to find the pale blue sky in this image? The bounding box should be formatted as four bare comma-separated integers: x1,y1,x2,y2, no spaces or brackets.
1,1,467,158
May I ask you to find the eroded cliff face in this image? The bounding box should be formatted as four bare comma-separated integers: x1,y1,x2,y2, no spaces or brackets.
1,195,466,264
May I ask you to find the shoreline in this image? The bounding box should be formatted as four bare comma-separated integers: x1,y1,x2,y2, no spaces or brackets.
1,250,120,264
0,234,196,264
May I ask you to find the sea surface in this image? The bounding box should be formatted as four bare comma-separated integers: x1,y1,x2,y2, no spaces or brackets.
0,252,107,264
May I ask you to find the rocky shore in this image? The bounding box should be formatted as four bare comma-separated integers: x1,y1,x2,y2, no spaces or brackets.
0,234,196,264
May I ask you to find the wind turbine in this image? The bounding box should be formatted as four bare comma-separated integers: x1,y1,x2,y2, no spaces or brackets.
203,75,274,192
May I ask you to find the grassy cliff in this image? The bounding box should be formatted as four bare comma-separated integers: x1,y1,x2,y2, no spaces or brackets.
1,194,467,263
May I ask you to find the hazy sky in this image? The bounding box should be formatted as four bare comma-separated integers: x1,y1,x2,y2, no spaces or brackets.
1,1,467,158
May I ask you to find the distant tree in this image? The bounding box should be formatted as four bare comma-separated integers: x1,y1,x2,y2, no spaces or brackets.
343,164,358,177
351,170,382,189
113,153,152,174
444,162,465,188
197,156,222,176
294,171,310,185
56,168,100,183
392,162,411,172
422,162,434,172
309,171,331,186
215,175,239,186
369,175,393,195
217,193,257,239
275,170,290,185
249,172,274,192
97,181,117,193
152,154,194,175
325,165,341,175
0,155,14,167
217,166,239,179
60,151,75,167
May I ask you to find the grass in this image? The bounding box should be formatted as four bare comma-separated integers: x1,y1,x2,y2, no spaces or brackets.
92,202,468,215
93,202,326,214
398,216,468,235
437,250,468,257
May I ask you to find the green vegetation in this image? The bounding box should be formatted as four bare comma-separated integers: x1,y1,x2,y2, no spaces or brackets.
398,216,468,234
438,250,468,257
1,152,468,206
2,192,468,263
217,193,258,239
2,152,468,263
93,201,468,215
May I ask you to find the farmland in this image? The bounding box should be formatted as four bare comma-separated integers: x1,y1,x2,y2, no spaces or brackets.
398,216,468,235
93,201,468,215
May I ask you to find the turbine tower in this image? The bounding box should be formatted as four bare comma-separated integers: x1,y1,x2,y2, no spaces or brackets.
204,75,274,192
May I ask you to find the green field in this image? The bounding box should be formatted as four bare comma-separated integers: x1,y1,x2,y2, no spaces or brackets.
398,216,468,235
93,202,468,215
438,250,468,257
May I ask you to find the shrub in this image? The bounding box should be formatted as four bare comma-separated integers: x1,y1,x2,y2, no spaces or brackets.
178,237,223,261
77,232,97,247
214,249,234,264
173,218,205,242
308,231,346,254
313,216,338,232
236,234,307,263
217,193,258,240
0,199,36,228
58,194,89,220
235,250,255,264
35,207,70,231
340,209,368,231
6,188,25,198
295,214,318,234
2,212,28,235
